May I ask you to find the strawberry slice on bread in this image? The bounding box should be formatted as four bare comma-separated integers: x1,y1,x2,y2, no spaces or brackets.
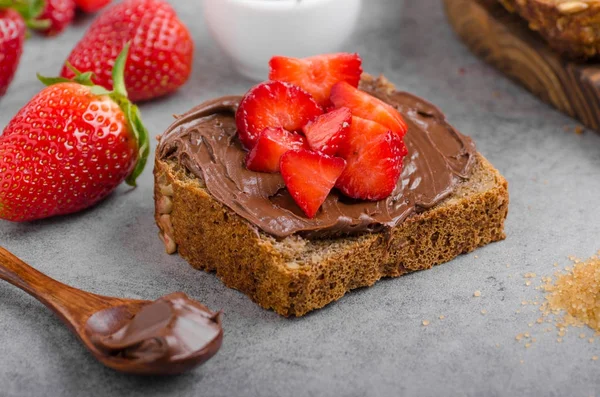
245,127,307,173
330,81,408,138
302,107,352,156
236,81,323,150
336,117,407,201
269,53,362,107
280,150,346,219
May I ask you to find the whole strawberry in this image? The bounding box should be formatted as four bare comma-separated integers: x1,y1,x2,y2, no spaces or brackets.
61,0,193,102
0,45,149,222
0,7,25,96
38,0,75,36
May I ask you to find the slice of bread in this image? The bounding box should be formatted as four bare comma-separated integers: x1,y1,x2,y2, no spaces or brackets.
153,78,509,317
498,0,600,59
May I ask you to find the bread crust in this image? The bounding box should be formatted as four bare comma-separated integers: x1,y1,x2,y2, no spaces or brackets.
154,153,509,317
498,0,600,59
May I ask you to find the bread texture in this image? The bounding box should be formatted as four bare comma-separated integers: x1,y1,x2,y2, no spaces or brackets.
498,0,600,59
154,153,509,317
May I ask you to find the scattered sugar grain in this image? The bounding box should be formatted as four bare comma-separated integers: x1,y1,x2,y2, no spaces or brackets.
481,309,487,315
544,254,600,332
422,320,430,326
439,315,445,320
473,290,481,297
515,333,524,341
580,333,587,339
593,356,599,361
590,338,595,343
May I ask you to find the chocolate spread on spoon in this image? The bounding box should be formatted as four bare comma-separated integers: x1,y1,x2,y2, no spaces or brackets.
157,79,476,239
92,292,222,364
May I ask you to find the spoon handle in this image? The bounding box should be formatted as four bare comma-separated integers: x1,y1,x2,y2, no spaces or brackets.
0,246,109,328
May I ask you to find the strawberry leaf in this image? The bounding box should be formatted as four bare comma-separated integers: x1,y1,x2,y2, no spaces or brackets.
3,0,51,30
36,73,72,86
122,103,149,186
110,41,129,98
108,43,148,186
38,63,96,87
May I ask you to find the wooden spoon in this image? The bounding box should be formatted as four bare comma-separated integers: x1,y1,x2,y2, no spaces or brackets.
0,246,223,375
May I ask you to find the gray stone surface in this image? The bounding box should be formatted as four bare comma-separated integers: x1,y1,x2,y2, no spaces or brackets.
1,0,600,396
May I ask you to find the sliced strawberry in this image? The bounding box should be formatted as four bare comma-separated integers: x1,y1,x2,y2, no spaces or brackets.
330,81,408,138
302,107,351,156
245,127,307,173
280,150,346,218
336,117,407,201
269,53,362,107
236,81,322,150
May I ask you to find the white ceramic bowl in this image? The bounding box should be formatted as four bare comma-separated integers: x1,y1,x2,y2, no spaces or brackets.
203,0,362,81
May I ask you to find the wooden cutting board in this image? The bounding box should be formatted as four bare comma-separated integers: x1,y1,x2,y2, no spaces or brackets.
443,0,600,133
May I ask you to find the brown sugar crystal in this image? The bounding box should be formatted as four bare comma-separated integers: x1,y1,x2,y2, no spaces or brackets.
543,254,600,331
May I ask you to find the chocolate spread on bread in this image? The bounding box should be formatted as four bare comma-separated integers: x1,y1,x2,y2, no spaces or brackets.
157,83,476,239
92,292,222,364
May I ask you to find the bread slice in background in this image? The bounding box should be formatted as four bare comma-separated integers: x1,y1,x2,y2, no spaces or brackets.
498,0,600,59
154,77,509,317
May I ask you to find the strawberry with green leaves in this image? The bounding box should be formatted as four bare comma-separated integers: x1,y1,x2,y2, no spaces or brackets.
0,6,25,96
38,0,75,36
61,0,193,102
0,0,52,95
0,44,149,222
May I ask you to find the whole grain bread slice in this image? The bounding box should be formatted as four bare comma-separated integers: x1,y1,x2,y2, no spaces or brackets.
153,78,509,317
498,0,600,59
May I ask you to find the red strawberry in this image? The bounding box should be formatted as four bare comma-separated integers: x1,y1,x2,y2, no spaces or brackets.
330,81,408,137
0,8,25,96
0,45,149,222
280,149,346,219
269,53,362,107
74,0,111,13
61,0,193,102
245,127,307,173
38,0,76,36
336,117,407,201
236,81,322,150
302,107,351,156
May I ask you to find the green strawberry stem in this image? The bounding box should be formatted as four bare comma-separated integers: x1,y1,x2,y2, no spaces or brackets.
0,0,50,30
37,43,150,187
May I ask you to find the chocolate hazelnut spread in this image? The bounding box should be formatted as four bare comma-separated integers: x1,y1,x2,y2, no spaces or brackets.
157,81,476,239
92,292,222,365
